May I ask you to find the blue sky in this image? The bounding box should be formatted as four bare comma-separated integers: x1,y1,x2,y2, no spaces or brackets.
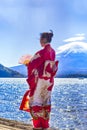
0,0,87,67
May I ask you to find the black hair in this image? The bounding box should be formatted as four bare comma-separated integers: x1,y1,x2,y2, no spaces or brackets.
40,30,53,43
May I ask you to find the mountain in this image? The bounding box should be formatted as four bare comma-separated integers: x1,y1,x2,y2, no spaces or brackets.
10,35,87,78
0,64,25,78
10,65,27,76
56,40,87,78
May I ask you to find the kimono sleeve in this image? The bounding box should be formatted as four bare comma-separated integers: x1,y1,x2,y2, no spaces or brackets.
28,50,44,71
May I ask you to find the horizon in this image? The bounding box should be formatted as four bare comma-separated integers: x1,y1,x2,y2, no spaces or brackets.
0,0,87,67
1,33,87,68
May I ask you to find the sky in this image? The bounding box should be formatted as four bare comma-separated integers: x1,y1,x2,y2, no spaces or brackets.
0,0,87,67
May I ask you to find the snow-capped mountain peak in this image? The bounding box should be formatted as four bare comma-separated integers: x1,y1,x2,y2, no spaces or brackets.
55,34,87,77
56,34,87,56
57,42,87,55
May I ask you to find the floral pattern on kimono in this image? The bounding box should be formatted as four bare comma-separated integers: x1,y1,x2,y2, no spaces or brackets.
20,44,59,119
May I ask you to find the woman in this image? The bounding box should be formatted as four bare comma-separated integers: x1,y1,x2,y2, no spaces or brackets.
20,30,58,130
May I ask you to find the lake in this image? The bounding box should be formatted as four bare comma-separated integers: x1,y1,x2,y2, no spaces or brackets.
0,78,87,130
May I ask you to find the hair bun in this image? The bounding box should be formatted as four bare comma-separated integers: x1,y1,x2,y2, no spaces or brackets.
49,30,53,38
40,30,53,43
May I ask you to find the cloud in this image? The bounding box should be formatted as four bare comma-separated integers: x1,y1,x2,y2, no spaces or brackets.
0,0,26,27
63,34,85,42
0,0,55,30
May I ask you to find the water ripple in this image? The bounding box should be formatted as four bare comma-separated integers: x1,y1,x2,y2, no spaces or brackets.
0,78,87,130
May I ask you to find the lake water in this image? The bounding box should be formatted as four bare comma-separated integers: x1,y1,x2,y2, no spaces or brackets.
0,78,87,130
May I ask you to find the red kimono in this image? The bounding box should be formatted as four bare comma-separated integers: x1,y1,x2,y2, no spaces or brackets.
20,44,58,129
